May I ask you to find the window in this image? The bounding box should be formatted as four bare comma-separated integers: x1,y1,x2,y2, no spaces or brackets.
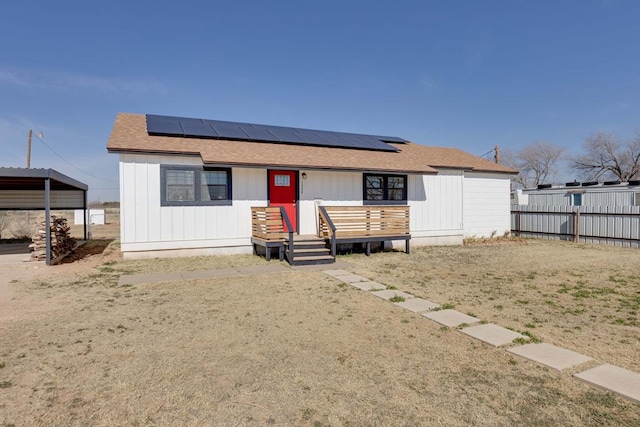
166,169,195,202
572,193,582,207
363,173,407,204
161,165,231,206
635,193,640,206
274,174,291,187
201,170,229,201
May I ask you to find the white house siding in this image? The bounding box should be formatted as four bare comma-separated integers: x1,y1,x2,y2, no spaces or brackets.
409,171,464,245
297,170,362,235
119,154,266,259
0,190,84,210
119,155,509,258
463,172,511,238
298,170,464,245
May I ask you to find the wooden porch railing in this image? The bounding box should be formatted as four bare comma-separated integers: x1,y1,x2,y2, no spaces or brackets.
318,205,411,256
251,206,295,263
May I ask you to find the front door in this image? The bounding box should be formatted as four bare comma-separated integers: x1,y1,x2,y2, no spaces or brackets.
268,170,297,232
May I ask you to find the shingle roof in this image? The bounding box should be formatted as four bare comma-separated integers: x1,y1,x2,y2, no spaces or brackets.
106,113,516,175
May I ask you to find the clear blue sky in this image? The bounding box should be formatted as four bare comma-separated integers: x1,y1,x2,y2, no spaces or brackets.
1,0,639,202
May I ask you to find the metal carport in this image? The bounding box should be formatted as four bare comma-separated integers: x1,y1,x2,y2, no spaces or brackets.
0,168,88,265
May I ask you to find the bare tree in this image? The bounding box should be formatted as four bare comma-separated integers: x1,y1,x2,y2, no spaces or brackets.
502,142,564,188
570,132,640,182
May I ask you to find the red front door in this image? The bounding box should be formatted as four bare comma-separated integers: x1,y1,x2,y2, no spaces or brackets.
269,170,297,232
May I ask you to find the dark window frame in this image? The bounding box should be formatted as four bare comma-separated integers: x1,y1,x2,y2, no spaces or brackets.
363,173,408,205
160,165,232,206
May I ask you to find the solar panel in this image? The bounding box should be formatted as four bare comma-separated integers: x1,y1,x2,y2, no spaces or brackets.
331,132,361,149
294,128,335,146
147,114,184,135
265,126,308,144
179,118,218,138
349,134,384,150
374,135,408,144
146,114,403,152
208,122,249,140
240,125,278,142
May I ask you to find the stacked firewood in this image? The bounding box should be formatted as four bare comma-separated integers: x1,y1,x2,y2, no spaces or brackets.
29,216,76,261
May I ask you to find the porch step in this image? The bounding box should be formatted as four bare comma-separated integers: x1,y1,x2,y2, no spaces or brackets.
291,241,328,251
288,254,335,266
285,234,334,266
293,247,331,256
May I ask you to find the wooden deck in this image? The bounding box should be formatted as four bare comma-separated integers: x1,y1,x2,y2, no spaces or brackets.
251,205,411,263
318,205,411,256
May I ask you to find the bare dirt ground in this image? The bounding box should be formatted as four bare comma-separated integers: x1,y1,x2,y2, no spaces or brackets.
1,233,639,425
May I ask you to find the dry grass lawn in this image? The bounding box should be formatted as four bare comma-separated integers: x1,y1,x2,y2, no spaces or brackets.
1,238,639,426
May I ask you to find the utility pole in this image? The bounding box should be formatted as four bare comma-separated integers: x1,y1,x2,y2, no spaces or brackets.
26,129,33,168
494,145,499,164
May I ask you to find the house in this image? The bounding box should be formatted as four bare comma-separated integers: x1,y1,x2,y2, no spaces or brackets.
513,181,640,208
107,113,515,260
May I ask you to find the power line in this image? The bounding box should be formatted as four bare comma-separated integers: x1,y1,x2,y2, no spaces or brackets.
478,148,495,159
32,133,118,182
478,145,499,163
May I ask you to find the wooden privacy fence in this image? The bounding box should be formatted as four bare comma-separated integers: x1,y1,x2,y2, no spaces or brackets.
511,205,640,248
318,205,411,256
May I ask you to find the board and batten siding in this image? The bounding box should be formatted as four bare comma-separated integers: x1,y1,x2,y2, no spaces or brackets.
298,169,465,245
118,154,511,258
0,190,84,210
119,154,266,258
408,171,464,244
463,172,511,238
297,170,362,235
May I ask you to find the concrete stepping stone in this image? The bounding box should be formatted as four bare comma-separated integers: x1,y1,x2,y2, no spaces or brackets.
323,269,352,277
459,323,525,347
507,343,592,371
371,289,415,301
575,364,640,404
395,298,440,313
349,281,387,291
334,274,369,283
422,309,479,327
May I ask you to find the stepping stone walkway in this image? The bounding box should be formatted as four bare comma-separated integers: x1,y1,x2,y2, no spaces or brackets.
320,268,640,405
395,297,440,313
422,309,480,327
322,269,353,277
575,364,640,404
334,274,369,283
349,281,387,291
459,324,525,347
507,343,592,371
371,289,415,301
